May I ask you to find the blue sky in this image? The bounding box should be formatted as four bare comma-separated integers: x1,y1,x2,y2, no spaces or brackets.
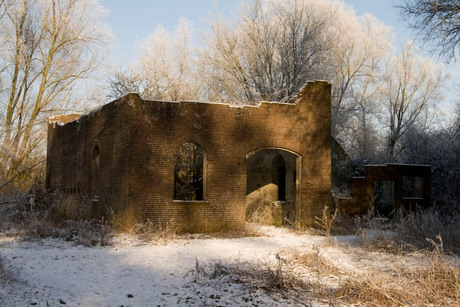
100,0,241,65
100,0,406,63
99,0,458,111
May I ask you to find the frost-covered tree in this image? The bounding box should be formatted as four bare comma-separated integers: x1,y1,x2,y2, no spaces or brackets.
0,0,109,184
399,0,460,62
199,0,346,103
107,0,449,167
401,117,460,207
108,18,201,101
379,42,445,159
199,0,397,159
331,13,393,159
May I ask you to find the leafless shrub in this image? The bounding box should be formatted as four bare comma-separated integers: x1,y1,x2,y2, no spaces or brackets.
22,217,113,246
314,206,338,243
193,258,208,282
58,218,114,246
353,205,399,251
266,253,286,290
0,188,114,246
188,254,314,304
0,204,25,234
210,261,229,279
329,213,358,236
10,189,62,238
354,205,391,232
393,207,460,253
354,205,460,254
23,215,59,238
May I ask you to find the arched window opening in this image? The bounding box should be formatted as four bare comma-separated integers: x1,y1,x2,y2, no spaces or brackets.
174,143,205,200
91,146,100,196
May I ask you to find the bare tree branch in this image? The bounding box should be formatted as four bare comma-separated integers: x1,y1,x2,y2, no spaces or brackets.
0,0,109,183
399,0,460,62
0,159,45,191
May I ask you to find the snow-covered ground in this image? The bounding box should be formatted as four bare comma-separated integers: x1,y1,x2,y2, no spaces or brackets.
0,226,321,306
0,225,452,306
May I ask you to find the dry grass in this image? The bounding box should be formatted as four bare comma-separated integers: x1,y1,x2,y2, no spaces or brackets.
176,222,263,241
189,238,459,306
2,186,458,305
314,206,338,243
204,222,263,238
246,205,274,225
394,208,460,253
329,213,359,236
303,204,460,304
61,218,113,246
1,188,264,247
285,244,459,306
0,189,114,246
132,219,177,244
353,206,460,254
332,251,460,305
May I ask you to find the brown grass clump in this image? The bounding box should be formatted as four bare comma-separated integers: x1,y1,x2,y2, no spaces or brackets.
394,208,460,254
281,242,460,306
196,225,263,239
203,240,459,306
132,219,177,244
173,222,264,241
246,205,273,225
353,205,460,254
0,188,114,246
332,251,460,306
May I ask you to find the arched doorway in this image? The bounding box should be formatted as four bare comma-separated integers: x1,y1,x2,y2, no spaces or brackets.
246,148,300,227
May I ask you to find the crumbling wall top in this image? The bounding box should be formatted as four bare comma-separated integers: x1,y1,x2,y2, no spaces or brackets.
49,113,84,125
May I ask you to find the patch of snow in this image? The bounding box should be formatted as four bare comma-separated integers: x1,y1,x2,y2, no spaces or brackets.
0,227,322,306
0,225,450,306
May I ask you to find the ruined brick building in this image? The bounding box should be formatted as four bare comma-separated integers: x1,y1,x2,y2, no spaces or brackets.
46,81,332,232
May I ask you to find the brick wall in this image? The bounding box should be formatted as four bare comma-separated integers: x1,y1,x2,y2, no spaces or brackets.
47,81,332,232
47,101,131,219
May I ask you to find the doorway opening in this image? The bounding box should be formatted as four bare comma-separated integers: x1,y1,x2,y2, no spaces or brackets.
246,148,300,227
